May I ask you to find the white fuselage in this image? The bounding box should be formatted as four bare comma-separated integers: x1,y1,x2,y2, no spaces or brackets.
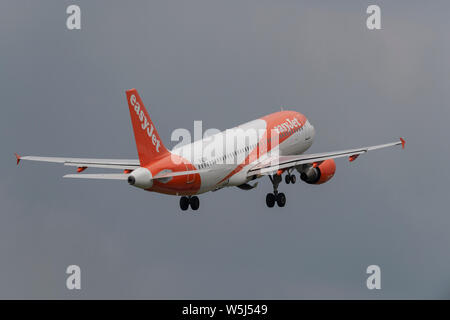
171,115,315,194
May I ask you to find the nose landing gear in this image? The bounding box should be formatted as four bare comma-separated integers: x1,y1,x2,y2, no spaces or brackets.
266,191,286,207
179,195,200,211
266,174,286,208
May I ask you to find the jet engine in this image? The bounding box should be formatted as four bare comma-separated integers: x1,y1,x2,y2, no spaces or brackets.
298,159,336,185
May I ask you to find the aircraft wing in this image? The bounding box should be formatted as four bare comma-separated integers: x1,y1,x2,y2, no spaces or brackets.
15,154,140,170
248,138,405,177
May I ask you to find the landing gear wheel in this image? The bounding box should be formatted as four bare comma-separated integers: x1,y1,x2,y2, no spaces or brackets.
266,193,276,208
276,192,286,207
189,196,200,210
179,196,189,211
285,175,291,184
290,174,296,184
268,174,285,208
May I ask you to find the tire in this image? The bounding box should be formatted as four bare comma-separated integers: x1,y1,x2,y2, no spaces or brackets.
190,196,200,210
285,175,290,184
266,193,276,208
179,196,189,211
276,192,286,207
290,175,296,184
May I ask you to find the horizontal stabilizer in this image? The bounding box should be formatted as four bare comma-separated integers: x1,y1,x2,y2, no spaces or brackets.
64,168,210,183
63,173,130,180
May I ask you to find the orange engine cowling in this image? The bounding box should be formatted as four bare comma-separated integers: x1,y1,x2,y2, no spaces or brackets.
299,159,336,185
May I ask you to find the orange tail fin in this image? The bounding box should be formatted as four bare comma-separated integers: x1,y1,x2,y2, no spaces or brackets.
126,89,169,166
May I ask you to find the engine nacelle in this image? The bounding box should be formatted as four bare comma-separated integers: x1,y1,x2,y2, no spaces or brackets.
298,159,336,185
127,167,153,189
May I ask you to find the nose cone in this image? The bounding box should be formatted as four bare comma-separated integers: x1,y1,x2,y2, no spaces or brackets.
310,122,315,139
127,175,135,185
304,119,315,150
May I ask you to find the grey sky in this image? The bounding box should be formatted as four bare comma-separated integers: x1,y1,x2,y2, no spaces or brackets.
1,0,449,299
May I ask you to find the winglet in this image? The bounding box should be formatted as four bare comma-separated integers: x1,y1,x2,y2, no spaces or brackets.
400,137,406,149
14,153,21,165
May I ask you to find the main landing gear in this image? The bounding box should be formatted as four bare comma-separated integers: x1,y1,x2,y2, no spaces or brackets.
180,196,200,211
266,174,286,208
285,173,296,184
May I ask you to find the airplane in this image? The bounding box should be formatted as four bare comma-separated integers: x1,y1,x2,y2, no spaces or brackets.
15,89,405,210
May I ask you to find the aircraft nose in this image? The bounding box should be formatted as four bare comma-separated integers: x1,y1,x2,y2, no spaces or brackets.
128,176,135,185
306,120,315,143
